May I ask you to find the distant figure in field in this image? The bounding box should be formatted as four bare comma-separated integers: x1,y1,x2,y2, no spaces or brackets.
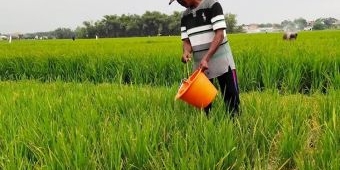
72,35,75,41
283,32,298,40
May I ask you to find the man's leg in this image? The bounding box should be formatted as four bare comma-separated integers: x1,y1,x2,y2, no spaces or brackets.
204,103,212,116
204,78,214,116
217,68,240,117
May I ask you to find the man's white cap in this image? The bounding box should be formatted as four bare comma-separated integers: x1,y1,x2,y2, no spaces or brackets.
169,0,175,5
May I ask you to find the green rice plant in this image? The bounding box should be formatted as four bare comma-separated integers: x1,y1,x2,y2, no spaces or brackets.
1,81,339,169
231,31,340,93
1,31,340,93
235,47,265,91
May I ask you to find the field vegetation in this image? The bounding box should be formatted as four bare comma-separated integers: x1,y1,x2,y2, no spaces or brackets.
0,30,339,169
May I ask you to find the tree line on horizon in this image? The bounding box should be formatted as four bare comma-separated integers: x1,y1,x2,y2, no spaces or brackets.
5,11,339,40
23,11,241,39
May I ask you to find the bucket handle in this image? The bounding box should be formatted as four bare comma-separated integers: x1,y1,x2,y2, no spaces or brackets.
185,62,190,78
184,60,204,77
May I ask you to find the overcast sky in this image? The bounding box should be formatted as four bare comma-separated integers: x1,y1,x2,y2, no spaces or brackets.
1,0,339,34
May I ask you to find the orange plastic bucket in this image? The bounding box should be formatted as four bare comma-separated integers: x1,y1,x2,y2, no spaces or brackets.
175,69,218,109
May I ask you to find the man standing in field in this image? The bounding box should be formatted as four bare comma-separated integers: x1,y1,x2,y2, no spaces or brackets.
169,0,240,117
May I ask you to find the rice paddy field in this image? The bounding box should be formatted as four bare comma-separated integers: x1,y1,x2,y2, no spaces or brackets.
0,30,339,169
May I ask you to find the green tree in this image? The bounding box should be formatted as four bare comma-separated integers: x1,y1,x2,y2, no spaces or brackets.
102,15,121,37
294,18,307,30
118,14,142,37
281,20,297,32
323,17,338,28
53,28,74,39
313,20,326,30
225,13,237,33
70,11,241,38
258,23,273,28
82,21,97,38
141,11,166,36
167,11,181,35
75,26,87,38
